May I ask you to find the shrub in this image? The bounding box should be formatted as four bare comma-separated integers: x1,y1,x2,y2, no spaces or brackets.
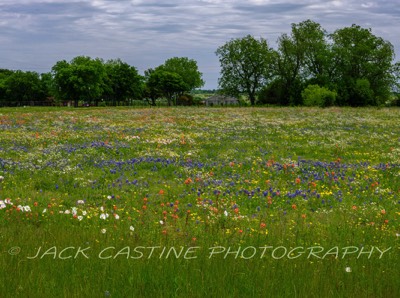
352,78,374,106
302,84,337,107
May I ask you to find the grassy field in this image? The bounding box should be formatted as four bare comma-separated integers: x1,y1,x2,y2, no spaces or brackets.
0,106,399,297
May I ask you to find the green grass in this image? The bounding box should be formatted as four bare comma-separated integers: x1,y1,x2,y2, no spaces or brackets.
0,106,399,297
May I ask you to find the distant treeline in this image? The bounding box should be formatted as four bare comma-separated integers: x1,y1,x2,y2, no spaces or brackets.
0,56,204,107
1,19,399,107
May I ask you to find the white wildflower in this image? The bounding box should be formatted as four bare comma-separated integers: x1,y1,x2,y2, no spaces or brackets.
100,213,109,220
16,205,31,212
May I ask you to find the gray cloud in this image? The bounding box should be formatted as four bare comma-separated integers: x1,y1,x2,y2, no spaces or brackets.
234,3,309,15
0,0,399,89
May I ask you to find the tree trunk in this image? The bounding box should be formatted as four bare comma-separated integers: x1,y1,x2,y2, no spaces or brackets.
249,93,256,105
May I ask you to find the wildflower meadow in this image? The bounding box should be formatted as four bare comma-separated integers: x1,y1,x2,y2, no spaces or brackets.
0,106,399,297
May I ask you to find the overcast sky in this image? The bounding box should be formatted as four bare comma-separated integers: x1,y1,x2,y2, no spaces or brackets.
1,0,399,89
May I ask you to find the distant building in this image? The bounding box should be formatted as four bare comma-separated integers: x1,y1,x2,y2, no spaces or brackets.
205,95,239,106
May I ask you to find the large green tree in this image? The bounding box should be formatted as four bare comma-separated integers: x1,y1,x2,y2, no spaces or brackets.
294,20,333,87
215,35,275,105
52,56,106,107
156,57,204,92
3,71,43,106
143,68,162,106
275,33,304,105
144,57,203,106
330,24,395,105
275,20,333,105
146,69,187,106
0,69,14,106
103,59,143,106
39,72,56,105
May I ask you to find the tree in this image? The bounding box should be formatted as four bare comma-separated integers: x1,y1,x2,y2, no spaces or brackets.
103,59,143,106
3,71,43,106
146,69,187,106
143,68,162,106
157,57,204,91
330,24,395,105
0,69,14,106
39,72,56,105
275,33,304,105
144,57,204,106
215,35,275,105
391,61,400,95
52,56,106,107
275,20,333,105
294,20,334,87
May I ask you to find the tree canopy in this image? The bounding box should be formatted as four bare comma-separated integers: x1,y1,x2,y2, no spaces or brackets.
145,69,187,106
215,35,275,105
218,20,398,106
330,24,395,106
156,57,204,91
103,59,143,106
274,20,333,105
2,71,43,106
143,57,204,105
52,56,106,107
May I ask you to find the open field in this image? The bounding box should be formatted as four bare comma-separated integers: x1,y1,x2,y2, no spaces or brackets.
1,107,399,297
